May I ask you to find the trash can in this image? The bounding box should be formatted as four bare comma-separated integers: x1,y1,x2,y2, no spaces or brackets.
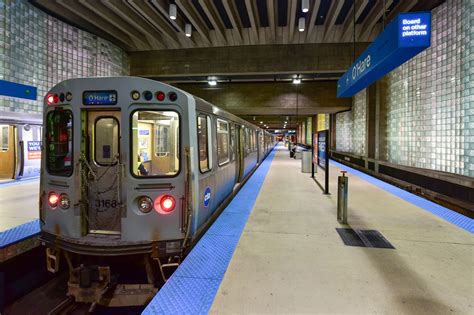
301,150,312,173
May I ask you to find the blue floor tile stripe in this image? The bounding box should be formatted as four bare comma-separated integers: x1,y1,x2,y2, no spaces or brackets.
0,219,40,248
329,160,474,233
143,148,277,315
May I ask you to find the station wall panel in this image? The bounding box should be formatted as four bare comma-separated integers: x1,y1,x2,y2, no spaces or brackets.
335,0,474,178
0,0,129,115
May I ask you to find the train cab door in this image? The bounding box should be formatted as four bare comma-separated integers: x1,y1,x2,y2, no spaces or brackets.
0,125,16,179
85,111,122,235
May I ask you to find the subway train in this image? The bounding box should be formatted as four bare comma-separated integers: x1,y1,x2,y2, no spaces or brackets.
0,111,42,181
40,77,276,306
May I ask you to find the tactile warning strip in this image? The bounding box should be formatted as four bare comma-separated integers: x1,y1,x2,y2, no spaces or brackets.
330,160,474,233
0,219,40,249
143,148,277,315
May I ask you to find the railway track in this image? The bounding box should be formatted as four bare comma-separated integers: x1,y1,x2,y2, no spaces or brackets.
4,273,144,315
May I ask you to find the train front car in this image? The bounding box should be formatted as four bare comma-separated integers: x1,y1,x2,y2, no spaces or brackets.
40,77,192,306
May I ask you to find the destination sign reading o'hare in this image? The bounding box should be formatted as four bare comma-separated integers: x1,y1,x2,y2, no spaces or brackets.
83,90,118,105
337,12,431,98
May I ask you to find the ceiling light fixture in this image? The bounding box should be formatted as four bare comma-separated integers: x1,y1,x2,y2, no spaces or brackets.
208,76,217,86
293,75,301,84
185,23,192,37
169,3,177,20
302,0,309,13
298,17,305,32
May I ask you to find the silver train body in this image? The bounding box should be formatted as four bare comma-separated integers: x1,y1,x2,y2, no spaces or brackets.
40,76,275,261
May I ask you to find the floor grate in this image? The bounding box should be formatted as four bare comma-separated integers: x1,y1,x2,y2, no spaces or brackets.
336,228,395,249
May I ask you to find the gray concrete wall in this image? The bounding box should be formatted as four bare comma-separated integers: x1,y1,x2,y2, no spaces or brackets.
130,43,368,77
175,81,351,117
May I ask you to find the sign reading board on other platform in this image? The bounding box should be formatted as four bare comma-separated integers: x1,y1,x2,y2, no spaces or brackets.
337,12,431,98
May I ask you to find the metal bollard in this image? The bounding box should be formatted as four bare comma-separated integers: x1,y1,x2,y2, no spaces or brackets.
337,171,348,224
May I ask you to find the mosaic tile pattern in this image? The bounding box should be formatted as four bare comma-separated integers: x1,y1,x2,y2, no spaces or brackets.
336,89,366,156
0,0,129,114
336,0,473,177
387,0,473,177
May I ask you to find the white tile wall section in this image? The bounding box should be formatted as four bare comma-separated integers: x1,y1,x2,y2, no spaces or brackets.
0,0,129,114
336,0,473,178
387,0,473,177
336,89,366,156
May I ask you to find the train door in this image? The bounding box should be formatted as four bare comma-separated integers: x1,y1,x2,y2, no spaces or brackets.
85,111,122,235
236,125,244,182
0,125,16,179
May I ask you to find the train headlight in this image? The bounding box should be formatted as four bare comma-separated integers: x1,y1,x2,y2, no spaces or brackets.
65,92,73,101
59,194,71,209
48,192,59,208
138,196,153,213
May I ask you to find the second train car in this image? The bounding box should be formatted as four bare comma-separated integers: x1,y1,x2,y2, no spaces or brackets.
40,76,275,306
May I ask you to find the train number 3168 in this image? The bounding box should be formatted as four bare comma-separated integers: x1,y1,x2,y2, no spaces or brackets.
95,199,118,208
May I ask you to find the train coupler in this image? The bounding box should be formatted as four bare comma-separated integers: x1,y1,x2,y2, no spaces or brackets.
68,265,157,306
46,247,60,273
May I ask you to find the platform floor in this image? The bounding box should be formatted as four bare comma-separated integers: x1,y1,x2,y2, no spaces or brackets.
0,179,39,232
210,144,473,314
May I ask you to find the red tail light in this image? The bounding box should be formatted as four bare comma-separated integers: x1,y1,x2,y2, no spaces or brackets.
47,94,55,105
155,195,176,214
48,192,59,208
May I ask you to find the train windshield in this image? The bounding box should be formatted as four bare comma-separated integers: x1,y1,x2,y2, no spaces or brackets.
45,110,73,176
131,110,180,177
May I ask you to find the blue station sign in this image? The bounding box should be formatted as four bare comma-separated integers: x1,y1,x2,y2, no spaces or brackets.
0,79,37,100
337,12,431,98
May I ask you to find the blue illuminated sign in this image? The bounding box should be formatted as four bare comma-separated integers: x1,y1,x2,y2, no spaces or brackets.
83,90,117,105
337,12,431,98
0,80,37,100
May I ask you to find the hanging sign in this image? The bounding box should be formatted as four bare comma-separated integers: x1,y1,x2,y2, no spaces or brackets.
0,80,37,100
337,12,431,98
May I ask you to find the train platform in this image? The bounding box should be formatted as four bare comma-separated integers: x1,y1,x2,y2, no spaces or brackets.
0,178,39,232
144,143,473,314
0,179,40,262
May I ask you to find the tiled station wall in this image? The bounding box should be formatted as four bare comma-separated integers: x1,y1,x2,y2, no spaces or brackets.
335,0,474,178
0,0,129,114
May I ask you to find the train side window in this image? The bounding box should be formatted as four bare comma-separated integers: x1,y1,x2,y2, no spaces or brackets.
229,124,235,161
244,128,250,157
217,119,230,166
197,114,211,172
45,110,73,176
95,117,119,166
131,110,180,177
0,125,8,151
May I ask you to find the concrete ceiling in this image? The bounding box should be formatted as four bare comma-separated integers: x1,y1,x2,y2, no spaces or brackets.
29,0,443,130
30,0,443,52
